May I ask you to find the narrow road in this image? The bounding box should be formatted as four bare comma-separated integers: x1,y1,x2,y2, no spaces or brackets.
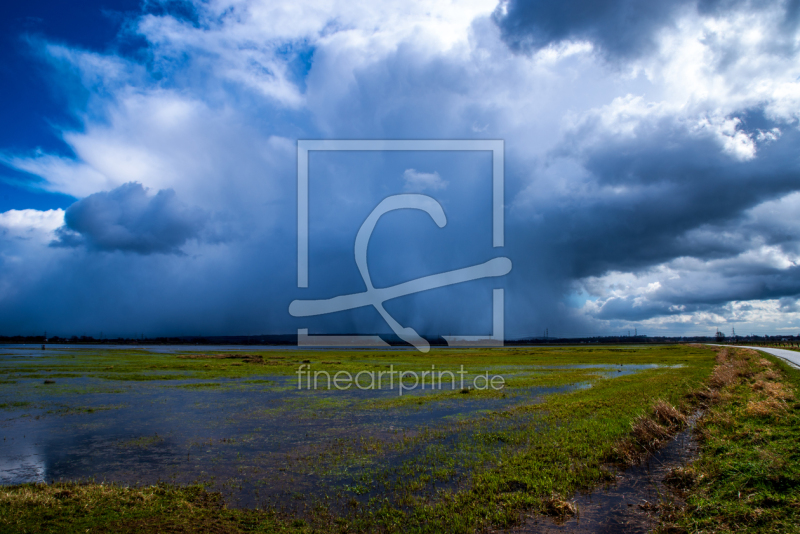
718,345,800,369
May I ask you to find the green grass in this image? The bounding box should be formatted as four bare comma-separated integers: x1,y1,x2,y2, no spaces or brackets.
116,434,165,449
0,401,30,410
0,483,307,534
662,347,800,533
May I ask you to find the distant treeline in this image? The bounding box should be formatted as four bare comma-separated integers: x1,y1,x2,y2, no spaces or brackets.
0,333,797,346
0,335,297,345
512,334,799,346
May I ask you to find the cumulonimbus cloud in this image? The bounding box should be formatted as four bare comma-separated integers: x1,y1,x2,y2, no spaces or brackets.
52,182,209,255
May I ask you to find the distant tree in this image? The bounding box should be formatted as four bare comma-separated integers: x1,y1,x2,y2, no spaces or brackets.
715,330,726,342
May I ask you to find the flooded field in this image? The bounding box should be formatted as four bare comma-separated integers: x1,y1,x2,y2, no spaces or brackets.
0,344,714,531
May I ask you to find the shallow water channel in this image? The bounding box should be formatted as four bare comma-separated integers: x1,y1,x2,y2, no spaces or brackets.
516,415,701,533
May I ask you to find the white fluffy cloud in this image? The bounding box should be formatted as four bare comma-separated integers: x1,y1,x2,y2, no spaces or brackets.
0,209,64,242
403,169,447,192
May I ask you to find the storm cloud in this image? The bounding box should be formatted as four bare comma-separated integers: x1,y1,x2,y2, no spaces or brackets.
52,182,208,254
535,109,800,278
493,0,800,59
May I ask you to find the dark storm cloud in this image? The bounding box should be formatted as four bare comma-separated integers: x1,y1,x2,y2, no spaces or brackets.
505,105,800,327
531,111,800,280
493,0,799,59
779,296,800,312
52,182,208,254
493,0,686,58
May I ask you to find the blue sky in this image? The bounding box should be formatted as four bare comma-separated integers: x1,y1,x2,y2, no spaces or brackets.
1,0,799,339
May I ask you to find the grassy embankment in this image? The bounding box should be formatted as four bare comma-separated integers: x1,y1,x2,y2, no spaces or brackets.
2,345,716,533
659,347,800,533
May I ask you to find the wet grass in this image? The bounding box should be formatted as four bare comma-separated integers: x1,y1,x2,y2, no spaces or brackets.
0,344,723,533
660,347,800,533
116,434,165,449
366,359,712,533
0,344,699,384
0,401,30,410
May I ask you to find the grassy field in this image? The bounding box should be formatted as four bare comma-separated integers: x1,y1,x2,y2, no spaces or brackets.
2,343,776,533
659,346,800,533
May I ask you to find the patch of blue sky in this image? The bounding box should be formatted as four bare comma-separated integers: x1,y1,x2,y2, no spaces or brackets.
276,40,315,93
